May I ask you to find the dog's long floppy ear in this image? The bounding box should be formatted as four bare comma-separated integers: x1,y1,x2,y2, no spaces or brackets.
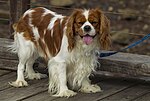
96,9,111,50
66,9,80,51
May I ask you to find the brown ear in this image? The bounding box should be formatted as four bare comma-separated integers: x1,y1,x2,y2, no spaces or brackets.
96,9,111,50
66,9,81,51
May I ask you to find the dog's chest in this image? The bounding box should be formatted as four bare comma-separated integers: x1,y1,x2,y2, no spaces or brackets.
67,47,98,72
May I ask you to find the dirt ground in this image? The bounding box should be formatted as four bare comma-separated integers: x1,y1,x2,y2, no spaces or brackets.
0,0,150,55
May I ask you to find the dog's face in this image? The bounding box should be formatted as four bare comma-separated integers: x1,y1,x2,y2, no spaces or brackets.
74,9,99,45
66,9,111,51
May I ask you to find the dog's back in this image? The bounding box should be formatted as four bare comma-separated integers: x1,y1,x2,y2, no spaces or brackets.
13,7,67,60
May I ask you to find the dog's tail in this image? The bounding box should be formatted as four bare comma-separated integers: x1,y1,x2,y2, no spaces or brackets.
7,23,19,53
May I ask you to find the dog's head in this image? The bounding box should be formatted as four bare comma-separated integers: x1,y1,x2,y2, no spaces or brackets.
66,8,111,51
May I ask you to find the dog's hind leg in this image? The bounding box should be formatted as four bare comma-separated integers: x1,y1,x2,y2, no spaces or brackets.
25,53,47,80
9,33,34,87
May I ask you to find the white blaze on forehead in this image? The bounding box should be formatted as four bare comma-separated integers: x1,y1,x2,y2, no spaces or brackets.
82,10,89,20
81,10,96,36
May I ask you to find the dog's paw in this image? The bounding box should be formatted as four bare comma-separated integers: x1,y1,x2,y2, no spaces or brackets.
80,84,102,93
9,80,28,87
25,72,47,80
53,90,77,98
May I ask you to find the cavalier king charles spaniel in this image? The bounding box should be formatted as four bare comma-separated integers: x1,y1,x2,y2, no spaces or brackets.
9,7,111,97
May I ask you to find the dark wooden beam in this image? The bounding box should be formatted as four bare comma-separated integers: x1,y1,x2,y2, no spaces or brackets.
9,0,18,39
21,0,31,14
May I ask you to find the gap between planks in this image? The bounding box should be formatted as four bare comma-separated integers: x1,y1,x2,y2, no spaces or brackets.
17,90,48,101
94,83,139,101
131,91,150,101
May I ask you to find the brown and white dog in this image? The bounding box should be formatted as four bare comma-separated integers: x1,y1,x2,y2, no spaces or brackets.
9,7,111,97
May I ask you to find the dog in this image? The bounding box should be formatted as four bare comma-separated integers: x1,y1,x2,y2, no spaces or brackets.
9,7,111,97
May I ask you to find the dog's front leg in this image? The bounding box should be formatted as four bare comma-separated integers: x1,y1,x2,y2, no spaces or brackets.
48,59,76,97
54,62,77,97
79,77,102,93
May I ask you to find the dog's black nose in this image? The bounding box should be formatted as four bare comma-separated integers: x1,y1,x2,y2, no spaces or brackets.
84,25,91,32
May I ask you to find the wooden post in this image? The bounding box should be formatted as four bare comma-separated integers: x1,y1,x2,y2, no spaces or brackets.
9,0,18,39
21,0,31,14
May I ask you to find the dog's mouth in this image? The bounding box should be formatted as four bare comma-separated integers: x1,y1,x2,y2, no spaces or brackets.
80,34,97,45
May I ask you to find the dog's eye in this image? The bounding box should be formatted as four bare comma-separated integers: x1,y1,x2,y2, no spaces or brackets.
77,22,84,25
91,21,98,25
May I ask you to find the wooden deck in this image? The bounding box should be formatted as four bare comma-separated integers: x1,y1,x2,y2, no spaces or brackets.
0,38,150,101
0,69,150,101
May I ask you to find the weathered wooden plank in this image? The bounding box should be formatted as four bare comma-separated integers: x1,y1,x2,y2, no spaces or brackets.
133,92,150,101
99,84,150,101
98,52,150,80
0,58,18,71
0,38,17,60
0,70,11,76
22,91,58,101
0,78,48,101
99,52,150,76
0,72,16,91
47,79,137,101
93,71,150,82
